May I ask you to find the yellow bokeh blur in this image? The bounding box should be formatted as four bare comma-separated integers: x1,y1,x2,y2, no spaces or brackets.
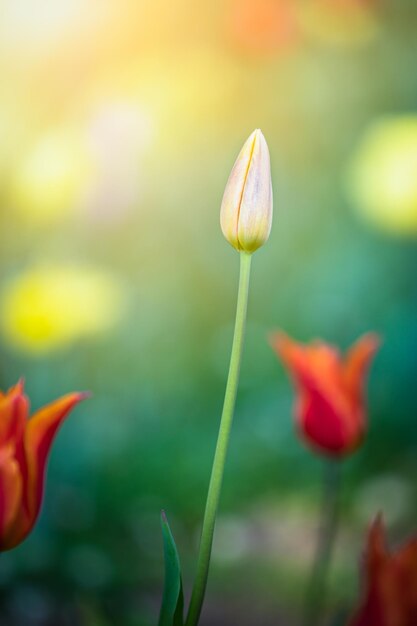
9,128,93,225
0,265,126,355
297,0,379,47
347,116,417,236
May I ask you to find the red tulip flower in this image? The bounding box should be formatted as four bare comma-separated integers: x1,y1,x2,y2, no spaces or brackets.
270,332,380,457
349,516,417,626
0,380,87,551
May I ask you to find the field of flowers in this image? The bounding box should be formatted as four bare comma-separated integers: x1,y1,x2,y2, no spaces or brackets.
0,1,416,625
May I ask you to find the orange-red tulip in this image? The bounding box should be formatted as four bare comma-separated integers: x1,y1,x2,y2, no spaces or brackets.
0,380,87,551
270,332,379,457
349,516,417,626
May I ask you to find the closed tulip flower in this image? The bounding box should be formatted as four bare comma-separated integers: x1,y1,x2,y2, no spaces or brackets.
349,516,417,626
220,129,273,253
271,332,380,457
0,380,87,551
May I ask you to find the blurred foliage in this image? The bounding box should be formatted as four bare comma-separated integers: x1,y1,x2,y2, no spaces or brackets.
0,0,416,624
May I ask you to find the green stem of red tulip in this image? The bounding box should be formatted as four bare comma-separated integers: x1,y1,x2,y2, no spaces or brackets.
303,460,341,626
185,251,252,626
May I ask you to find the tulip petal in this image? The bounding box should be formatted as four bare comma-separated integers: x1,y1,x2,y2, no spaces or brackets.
397,537,417,576
0,447,22,549
0,380,29,448
349,515,417,626
397,541,417,624
271,332,341,384
220,130,257,251
344,333,380,402
23,392,88,523
270,331,316,391
237,129,273,252
349,517,386,626
365,515,387,573
271,332,347,412
299,390,355,456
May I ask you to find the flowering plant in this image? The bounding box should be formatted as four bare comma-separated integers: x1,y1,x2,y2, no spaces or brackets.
0,381,87,551
0,128,414,626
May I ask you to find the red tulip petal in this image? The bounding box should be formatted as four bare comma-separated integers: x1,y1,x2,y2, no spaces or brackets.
349,516,417,626
271,331,316,391
0,381,29,448
23,392,88,524
272,332,358,454
365,515,387,573
349,517,386,626
343,334,380,403
270,331,302,365
395,536,417,622
299,390,358,456
0,446,23,550
271,331,345,397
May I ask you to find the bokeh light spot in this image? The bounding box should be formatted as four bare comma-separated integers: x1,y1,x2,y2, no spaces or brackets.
10,129,93,226
226,0,299,56
298,0,379,47
347,115,417,236
0,265,126,355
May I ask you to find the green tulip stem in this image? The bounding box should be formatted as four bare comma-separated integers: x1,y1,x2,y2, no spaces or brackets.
303,460,341,626
185,251,252,626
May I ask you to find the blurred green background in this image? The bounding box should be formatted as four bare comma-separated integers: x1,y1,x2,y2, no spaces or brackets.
0,0,416,624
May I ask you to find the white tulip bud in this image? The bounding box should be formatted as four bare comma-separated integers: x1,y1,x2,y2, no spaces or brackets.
220,129,273,253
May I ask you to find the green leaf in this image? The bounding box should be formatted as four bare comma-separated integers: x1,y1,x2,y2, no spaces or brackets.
158,510,184,626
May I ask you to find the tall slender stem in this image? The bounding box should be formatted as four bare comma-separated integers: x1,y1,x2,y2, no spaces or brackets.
302,460,341,626
185,251,252,626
